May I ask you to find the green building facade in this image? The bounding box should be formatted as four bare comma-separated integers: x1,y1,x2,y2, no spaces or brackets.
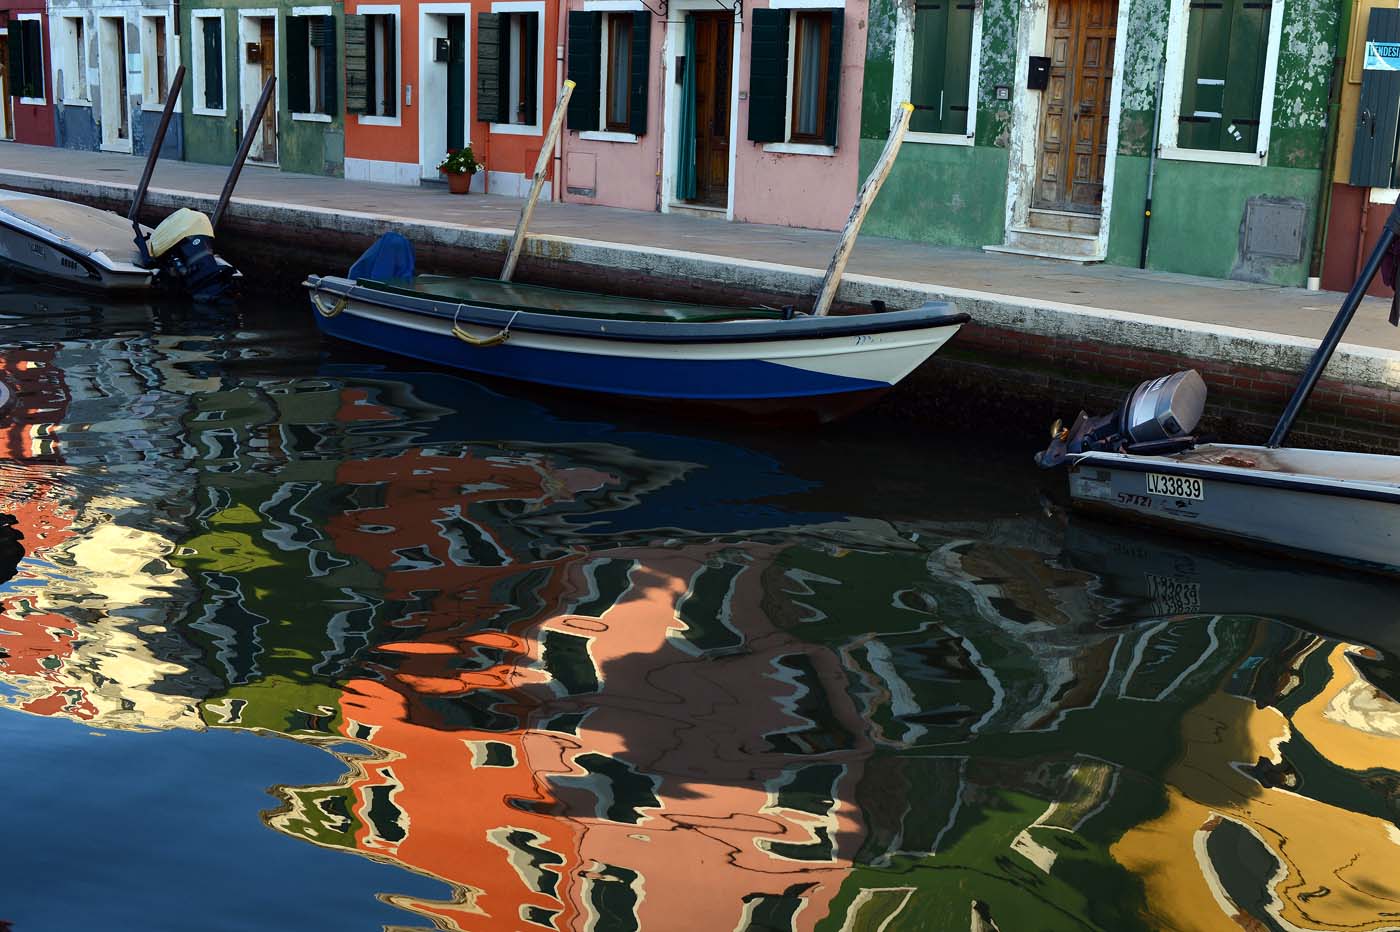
860,0,1344,285
180,0,346,176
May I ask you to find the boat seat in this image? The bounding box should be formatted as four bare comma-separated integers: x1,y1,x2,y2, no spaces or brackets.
365,274,789,323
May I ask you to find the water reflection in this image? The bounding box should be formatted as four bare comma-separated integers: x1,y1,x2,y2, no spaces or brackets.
0,287,1397,931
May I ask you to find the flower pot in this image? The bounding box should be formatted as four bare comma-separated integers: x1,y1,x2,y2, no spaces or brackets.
446,172,473,194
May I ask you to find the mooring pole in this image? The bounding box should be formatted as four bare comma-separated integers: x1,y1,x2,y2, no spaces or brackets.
501,80,575,282
1268,199,1400,447
212,75,276,231
129,66,186,223
813,103,913,317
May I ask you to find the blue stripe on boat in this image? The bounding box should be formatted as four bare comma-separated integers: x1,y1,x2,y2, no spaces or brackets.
317,304,887,400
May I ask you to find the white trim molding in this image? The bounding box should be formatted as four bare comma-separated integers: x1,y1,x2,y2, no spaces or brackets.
660,0,742,219
489,0,547,136
889,0,982,147
581,0,645,9
354,3,403,127
580,130,638,143
191,9,228,117
1157,0,1286,166
16,13,46,106
769,0,846,7
138,12,177,113
418,3,473,180
763,141,835,157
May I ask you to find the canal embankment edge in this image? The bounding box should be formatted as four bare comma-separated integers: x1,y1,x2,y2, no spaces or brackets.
6,168,1399,452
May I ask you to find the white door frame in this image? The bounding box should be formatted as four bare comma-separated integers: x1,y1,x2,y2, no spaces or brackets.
418,4,472,182
1000,0,1129,259
660,0,741,220
240,8,279,165
98,13,133,153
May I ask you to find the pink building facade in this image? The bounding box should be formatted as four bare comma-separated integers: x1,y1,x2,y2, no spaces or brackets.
559,0,866,230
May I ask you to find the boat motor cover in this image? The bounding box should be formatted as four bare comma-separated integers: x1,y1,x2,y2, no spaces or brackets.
1122,370,1207,444
349,231,416,285
149,208,216,258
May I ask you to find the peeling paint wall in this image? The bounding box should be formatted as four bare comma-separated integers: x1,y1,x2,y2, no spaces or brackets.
859,0,1344,285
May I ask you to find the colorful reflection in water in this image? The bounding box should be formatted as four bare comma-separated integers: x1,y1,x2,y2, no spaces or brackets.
0,287,1398,931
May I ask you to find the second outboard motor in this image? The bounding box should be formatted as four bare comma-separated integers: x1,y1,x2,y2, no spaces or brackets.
135,208,240,302
1037,370,1206,468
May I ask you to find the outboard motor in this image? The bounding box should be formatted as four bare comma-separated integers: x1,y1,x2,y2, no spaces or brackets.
1036,370,1207,468
134,208,239,302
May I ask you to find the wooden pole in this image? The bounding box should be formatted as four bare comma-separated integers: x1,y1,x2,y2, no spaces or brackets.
129,65,186,222
812,102,913,316
501,80,576,282
212,75,276,231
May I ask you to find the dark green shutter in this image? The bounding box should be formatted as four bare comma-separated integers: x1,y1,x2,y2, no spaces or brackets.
344,14,368,113
317,15,337,114
477,12,506,122
382,16,396,116
629,11,649,135
1351,8,1400,186
287,15,310,112
747,8,789,142
522,13,538,125
822,11,842,145
566,11,601,131
910,1,973,134
202,17,223,110
6,27,22,102
1178,0,1270,153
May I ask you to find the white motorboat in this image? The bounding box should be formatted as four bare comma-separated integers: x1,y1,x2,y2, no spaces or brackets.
1038,209,1400,575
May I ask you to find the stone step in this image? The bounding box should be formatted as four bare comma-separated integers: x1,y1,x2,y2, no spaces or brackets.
983,226,1103,262
982,244,1100,264
1027,208,1100,235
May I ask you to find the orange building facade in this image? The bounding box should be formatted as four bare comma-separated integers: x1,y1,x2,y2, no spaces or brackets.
343,0,562,196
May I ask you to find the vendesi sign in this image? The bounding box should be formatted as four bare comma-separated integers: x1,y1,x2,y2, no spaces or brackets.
1365,40,1400,71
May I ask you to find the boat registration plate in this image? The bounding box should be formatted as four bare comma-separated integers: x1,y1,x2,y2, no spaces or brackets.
1145,472,1205,500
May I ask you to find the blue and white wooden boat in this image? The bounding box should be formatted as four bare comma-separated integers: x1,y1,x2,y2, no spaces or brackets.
305,269,969,421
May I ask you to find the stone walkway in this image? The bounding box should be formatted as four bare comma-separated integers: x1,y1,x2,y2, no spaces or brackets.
7,142,1400,359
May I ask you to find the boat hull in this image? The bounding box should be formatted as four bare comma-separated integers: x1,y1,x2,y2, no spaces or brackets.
1066,447,1400,573
306,277,967,418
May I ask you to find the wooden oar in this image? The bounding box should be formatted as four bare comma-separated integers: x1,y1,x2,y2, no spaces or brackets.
501,80,575,282
129,65,186,222
812,103,913,317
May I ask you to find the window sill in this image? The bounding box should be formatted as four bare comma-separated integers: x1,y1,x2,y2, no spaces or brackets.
60,98,93,108
99,142,134,154
907,131,973,147
18,97,46,107
582,0,645,8
1159,146,1265,167
192,107,228,117
292,112,334,123
140,103,171,113
579,130,638,143
762,141,836,157
769,0,844,7
357,114,403,127
491,122,543,136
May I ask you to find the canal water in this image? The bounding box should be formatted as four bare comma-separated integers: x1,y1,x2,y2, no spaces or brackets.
0,282,1397,932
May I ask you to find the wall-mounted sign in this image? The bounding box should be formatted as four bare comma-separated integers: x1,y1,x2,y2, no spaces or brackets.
1364,40,1400,71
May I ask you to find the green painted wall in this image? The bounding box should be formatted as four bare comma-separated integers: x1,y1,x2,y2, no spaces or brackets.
181,1,345,177
859,0,1341,284
862,140,1008,246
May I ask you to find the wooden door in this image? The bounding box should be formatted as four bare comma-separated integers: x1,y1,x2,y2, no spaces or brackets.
1034,0,1117,212
691,12,732,207
257,18,278,163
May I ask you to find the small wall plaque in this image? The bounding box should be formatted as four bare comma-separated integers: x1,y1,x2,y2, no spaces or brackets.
245,42,261,64
995,84,1010,101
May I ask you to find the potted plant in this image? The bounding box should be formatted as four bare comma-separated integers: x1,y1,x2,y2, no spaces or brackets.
438,146,484,194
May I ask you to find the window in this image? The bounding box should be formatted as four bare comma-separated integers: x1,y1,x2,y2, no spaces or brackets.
7,17,45,103
909,0,974,135
141,15,169,107
288,14,338,117
477,7,541,129
345,10,398,119
194,12,225,114
746,8,843,149
60,16,88,103
790,12,830,142
564,10,650,137
1161,0,1283,163
604,14,631,131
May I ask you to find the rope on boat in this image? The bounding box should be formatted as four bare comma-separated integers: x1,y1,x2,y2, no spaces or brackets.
315,294,348,318
453,306,520,347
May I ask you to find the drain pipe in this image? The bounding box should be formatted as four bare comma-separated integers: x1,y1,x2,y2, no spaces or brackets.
1139,59,1165,269
1307,5,1351,290
555,5,567,201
